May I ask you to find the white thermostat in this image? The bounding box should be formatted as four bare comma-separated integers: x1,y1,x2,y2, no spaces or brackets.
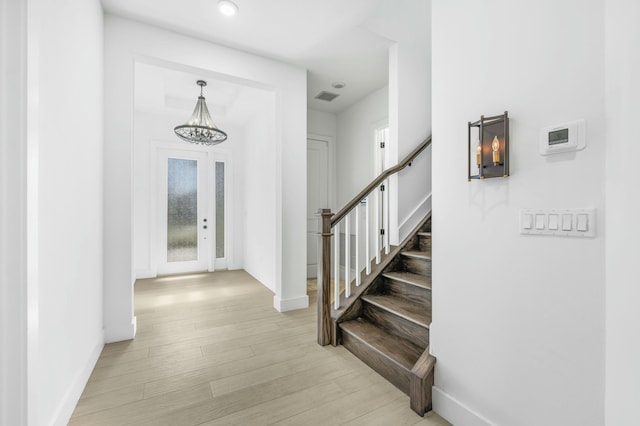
539,119,586,155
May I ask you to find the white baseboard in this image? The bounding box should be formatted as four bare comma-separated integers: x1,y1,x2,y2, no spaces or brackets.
432,386,493,426
135,269,155,279
399,193,432,242
273,295,309,312
307,264,317,278
52,331,104,426
104,317,137,343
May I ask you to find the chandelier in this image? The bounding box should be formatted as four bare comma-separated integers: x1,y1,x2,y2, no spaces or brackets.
174,80,228,145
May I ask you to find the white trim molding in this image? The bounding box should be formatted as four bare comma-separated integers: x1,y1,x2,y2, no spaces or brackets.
432,386,494,426
104,317,137,344
51,333,104,426
273,295,309,312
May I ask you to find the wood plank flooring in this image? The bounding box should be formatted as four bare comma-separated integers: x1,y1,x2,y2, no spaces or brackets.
70,270,451,425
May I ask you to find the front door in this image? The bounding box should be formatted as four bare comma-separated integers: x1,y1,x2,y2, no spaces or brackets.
157,149,210,275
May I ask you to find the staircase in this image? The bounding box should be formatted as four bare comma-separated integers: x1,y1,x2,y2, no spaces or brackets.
316,136,434,416
336,216,434,415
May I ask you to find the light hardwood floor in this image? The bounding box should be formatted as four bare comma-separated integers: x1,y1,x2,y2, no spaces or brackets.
70,270,451,425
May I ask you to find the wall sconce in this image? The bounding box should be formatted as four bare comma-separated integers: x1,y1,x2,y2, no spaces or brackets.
468,111,509,180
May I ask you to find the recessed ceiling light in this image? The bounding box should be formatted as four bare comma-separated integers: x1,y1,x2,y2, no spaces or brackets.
332,82,346,89
218,0,239,16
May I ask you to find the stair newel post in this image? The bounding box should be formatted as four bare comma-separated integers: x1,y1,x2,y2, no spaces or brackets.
318,208,334,346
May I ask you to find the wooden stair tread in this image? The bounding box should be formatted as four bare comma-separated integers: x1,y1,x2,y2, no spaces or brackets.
417,232,431,237
401,250,431,260
362,294,431,328
340,318,423,370
382,271,431,291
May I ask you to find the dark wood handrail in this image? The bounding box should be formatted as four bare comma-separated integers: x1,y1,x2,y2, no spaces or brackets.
331,136,432,226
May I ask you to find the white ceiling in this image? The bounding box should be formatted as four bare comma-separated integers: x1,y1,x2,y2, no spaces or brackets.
134,62,273,129
102,0,424,115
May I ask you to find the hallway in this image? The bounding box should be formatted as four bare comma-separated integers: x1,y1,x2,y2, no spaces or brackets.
70,271,450,425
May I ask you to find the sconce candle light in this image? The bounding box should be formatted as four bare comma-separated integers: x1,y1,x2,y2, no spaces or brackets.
492,136,501,165
468,111,509,180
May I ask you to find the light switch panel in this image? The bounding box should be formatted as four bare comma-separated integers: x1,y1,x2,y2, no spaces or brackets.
520,208,595,237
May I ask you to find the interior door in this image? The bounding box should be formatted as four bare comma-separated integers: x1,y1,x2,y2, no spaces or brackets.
307,138,330,278
157,149,210,275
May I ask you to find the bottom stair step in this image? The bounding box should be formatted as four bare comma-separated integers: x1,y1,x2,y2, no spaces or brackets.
339,318,423,394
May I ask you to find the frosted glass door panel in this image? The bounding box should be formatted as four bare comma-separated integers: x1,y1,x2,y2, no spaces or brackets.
215,162,225,259
167,158,198,262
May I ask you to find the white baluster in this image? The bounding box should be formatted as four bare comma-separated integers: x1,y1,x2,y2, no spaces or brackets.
384,178,390,255
365,196,370,275
355,203,360,286
345,213,350,298
334,222,340,309
316,211,322,293
375,189,380,264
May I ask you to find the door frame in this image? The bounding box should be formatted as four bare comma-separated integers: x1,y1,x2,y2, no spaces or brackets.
373,120,389,179
373,121,389,250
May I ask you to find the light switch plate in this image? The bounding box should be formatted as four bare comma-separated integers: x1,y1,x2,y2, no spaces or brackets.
520,208,596,237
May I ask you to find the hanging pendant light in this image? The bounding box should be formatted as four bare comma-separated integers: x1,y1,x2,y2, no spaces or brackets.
174,80,228,145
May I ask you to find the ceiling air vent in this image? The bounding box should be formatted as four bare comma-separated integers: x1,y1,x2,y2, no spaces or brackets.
315,91,340,102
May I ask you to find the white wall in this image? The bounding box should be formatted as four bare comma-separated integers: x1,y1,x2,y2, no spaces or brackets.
308,108,337,142
132,110,247,278
336,86,388,206
604,1,640,424
388,0,432,243
432,1,605,425
105,16,308,335
29,0,105,424
244,97,277,290
0,0,28,424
